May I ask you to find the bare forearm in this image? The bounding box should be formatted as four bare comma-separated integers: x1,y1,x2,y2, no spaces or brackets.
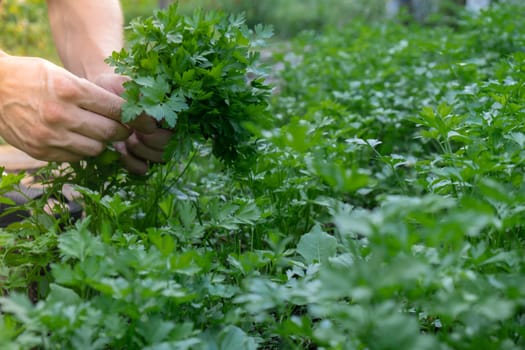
46,0,123,80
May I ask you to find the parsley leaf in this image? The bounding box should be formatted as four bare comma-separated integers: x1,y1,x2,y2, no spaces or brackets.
108,4,273,164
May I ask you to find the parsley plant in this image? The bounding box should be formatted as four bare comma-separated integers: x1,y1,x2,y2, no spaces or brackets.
108,4,273,163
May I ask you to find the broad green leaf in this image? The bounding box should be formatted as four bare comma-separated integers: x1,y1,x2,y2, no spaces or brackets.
218,326,257,350
46,284,81,305
296,224,337,264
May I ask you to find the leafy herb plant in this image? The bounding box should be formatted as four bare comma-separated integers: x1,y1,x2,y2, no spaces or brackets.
108,4,273,163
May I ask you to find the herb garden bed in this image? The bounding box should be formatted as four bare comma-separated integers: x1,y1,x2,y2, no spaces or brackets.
1,2,525,349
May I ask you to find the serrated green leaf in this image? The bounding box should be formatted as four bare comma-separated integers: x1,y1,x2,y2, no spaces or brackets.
109,4,272,163
58,217,104,262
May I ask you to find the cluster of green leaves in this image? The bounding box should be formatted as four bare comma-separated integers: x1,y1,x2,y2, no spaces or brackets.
108,4,273,163
2,1,525,349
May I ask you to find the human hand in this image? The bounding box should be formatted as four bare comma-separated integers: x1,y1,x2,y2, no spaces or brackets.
0,55,130,162
93,73,173,175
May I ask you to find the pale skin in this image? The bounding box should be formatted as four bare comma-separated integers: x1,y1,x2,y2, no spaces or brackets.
0,0,172,175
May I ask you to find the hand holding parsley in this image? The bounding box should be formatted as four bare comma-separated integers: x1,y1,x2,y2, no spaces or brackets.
93,73,173,174
108,4,273,164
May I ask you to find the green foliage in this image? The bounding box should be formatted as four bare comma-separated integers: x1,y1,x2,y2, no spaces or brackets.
175,0,387,38
108,4,273,163
2,2,525,349
0,0,58,61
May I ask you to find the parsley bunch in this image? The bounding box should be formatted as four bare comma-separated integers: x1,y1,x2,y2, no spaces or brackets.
108,4,273,163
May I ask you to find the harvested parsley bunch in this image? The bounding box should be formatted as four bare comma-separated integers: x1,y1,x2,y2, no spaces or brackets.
108,4,273,163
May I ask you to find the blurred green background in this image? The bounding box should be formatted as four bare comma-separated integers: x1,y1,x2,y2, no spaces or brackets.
0,0,479,62
0,0,391,63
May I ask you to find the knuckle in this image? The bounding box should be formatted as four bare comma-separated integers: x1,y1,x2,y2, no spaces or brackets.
88,142,105,157
52,75,81,100
126,134,141,149
41,101,67,125
107,101,122,119
106,128,119,141
104,124,125,142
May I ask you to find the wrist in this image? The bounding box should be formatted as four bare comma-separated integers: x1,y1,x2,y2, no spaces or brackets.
58,44,118,81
